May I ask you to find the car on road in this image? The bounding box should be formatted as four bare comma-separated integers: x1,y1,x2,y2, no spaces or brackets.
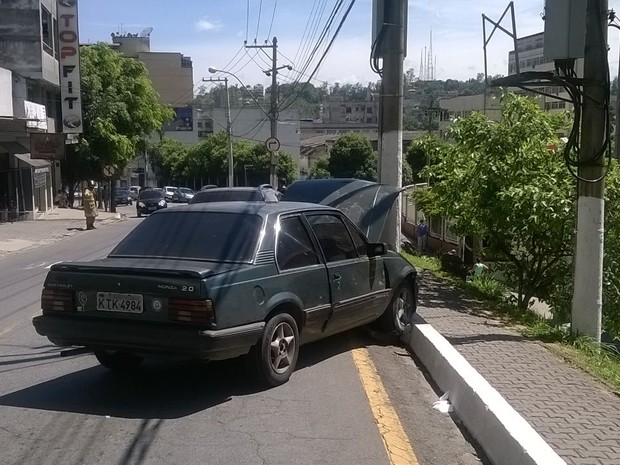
164,186,177,202
32,194,416,387
190,186,280,204
171,187,195,203
135,189,167,217
114,188,133,206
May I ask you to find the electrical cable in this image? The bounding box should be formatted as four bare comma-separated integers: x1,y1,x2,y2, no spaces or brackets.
266,0,278,41
255,0,264,43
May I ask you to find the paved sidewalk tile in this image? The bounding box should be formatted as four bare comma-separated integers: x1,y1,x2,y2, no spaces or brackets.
0,207,124,258
417,272,620,465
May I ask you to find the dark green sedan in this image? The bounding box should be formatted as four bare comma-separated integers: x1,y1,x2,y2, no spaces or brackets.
33,201,417,386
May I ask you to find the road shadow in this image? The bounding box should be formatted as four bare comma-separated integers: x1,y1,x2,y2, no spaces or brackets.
66,227,85,231
0,327,401,420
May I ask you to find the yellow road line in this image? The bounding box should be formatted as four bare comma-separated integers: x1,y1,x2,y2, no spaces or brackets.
351,347,420,465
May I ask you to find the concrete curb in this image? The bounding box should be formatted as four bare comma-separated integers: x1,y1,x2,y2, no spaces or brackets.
403,314,567,465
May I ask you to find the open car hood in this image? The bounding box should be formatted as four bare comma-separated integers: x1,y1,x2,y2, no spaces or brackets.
282,179,403,242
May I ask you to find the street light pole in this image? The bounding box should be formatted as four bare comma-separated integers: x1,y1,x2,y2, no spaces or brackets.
203,75,234,187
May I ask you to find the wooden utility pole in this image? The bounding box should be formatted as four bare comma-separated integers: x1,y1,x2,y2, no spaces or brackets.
572,0,608,341
377,0,407,251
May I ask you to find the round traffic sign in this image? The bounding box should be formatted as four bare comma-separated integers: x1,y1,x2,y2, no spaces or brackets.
103,165,115,177
265,137,280,152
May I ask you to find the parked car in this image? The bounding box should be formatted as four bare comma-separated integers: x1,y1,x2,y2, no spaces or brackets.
135,189,167,217
164,186,177,202
32,193,416,387
171,187,194,203
114,188,133,206
129,186,141,200
190,186,280,204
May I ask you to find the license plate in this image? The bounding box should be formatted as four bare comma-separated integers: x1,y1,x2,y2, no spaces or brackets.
148,206,156,210
97,292,143,313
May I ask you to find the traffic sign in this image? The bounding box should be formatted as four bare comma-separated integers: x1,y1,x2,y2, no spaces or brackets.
265,137,280,152
103,165,115,177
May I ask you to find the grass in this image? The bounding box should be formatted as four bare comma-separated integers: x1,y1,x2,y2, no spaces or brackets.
404,252,620,391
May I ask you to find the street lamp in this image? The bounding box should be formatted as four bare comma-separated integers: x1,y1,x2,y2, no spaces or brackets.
205,70,234,187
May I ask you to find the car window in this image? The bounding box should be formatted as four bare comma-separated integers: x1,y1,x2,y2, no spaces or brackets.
111,212,263,262
277,216,320,270
342,217,367,257
306,214,358,262
139,190,164,200
190,190,262,203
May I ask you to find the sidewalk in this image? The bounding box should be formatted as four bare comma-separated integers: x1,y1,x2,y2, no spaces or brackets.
416,271,620,465
0,207,124,258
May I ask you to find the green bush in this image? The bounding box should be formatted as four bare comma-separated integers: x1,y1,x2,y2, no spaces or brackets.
466,275,507,302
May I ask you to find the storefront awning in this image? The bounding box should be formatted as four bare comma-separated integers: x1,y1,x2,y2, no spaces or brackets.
14,153,52,169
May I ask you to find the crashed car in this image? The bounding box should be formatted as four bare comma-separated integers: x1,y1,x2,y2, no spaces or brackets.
33,180,416,387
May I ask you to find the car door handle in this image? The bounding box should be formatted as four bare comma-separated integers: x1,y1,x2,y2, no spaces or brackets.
333,274,342,282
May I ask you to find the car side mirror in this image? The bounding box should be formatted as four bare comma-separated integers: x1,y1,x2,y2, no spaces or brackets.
367,242,387,257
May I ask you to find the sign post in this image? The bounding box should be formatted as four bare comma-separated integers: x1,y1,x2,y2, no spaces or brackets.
57,0,83,134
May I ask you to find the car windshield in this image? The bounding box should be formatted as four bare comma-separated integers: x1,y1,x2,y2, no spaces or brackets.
139,190,164,200
110,211,263,262
116,189,128,195
191,190,262,203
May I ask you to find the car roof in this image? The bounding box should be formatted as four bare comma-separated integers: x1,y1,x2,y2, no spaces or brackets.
200,187,264,193
156,201,335,216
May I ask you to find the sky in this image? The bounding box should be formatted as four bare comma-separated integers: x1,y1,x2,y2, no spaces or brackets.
78,0,620,92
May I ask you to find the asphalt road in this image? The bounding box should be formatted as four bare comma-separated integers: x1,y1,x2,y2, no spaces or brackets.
0,206,487,465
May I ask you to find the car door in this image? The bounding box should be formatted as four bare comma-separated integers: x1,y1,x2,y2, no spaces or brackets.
305,213,383,335
276,215,331,344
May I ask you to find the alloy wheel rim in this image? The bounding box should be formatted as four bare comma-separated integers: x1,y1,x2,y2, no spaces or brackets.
395,287,413,329
269,322,296,374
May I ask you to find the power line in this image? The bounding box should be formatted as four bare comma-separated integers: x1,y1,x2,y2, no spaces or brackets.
266,0,278,41
255,0,264,42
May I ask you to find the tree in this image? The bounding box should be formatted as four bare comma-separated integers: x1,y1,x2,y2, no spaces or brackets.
65,44,173,183
150,138,190,184
405,135,448,183
328,133,377,180
309,157,331,179
414,92,574,309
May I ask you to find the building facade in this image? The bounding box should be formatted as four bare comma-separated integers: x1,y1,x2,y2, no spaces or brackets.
110,32,195,186
0,0,62,221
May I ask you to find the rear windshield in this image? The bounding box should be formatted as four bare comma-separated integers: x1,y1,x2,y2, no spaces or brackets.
139,190,164,200
110,211,263,262
191,190,262,203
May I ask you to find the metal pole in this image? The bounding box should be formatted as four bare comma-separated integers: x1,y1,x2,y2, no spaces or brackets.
572,0,608,341
378,0,406,251
270,36,279,187
225,77,234,187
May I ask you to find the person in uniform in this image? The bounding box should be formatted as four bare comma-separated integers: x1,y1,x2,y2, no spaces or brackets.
83,180,98,230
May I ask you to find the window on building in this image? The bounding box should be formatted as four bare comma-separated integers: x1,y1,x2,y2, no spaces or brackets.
366,117,373,123
346,107,352,113
197,121,203,128
53,18,59,59
366,107,373,113
181,57,192,68
41,6,53,56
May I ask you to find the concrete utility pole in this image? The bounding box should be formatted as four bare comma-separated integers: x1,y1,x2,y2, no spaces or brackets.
203,76,234,187
246,37,280,187
377,0,407,251
572,0,608,342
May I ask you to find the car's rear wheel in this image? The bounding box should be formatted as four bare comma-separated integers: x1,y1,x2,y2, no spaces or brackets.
95,350,143,372
379,279,416,335
251,313,299,387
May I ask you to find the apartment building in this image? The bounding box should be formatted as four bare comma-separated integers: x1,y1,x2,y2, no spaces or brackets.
0,0,65,221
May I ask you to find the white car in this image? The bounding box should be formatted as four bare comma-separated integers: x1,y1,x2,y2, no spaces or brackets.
164,186,177,201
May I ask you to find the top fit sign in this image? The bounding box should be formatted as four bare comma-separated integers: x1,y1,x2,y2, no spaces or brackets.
58,0,83,134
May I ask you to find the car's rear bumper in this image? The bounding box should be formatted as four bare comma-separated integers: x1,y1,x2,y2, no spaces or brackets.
32,314,264,361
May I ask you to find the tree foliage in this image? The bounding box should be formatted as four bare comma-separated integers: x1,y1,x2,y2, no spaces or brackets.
309,157,331,179
414,92,574,309
328,133,377,180
62,43,173,188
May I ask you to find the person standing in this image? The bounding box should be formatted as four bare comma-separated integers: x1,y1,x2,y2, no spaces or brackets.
416,218,428,254
83,180,98,230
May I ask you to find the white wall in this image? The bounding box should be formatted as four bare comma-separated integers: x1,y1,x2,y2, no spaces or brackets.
0,68,13,116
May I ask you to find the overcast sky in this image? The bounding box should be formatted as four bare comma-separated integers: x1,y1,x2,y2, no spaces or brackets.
79,0,620,91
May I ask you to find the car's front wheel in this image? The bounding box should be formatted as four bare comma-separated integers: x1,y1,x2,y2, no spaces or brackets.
379,279,416,335
251,313,299,387
95,350,143,372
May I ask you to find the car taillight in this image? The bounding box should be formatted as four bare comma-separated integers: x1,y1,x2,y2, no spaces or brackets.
41,289,74,312
168,298,214,325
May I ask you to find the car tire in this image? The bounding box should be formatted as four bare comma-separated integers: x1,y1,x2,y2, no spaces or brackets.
250,313,299,387
95,350,143,372
379,278,416,336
